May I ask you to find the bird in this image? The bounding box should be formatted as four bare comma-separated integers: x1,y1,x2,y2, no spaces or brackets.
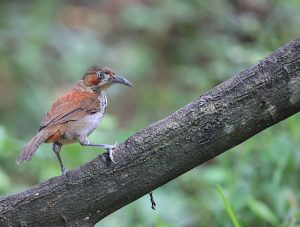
16,66,132,175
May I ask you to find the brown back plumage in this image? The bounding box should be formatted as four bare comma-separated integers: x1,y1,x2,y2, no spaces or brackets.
39,90,100,131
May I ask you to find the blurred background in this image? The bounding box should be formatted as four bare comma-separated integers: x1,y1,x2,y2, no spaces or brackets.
0,0,300,226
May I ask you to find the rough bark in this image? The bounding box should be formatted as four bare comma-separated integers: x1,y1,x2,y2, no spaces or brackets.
1,38,300,226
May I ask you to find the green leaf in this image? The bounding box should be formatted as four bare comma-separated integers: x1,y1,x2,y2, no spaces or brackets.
215,184,241,227
246,197,279,225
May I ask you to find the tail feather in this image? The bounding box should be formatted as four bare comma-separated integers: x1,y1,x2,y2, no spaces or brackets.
16,130,50,164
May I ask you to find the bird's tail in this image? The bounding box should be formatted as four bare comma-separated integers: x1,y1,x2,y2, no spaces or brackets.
16,130,50,164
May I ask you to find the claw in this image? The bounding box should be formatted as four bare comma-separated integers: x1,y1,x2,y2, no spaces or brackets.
104,142,117,164
61,166,68,176
81,141,118,164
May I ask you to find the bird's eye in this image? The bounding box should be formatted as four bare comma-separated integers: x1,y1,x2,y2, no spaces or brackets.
96,71,105,79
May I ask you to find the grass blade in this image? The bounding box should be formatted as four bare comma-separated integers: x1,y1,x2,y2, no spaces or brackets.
215,184,241,227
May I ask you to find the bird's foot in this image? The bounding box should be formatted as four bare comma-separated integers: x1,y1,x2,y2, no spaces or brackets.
61,166,68,177
61,167,70,183
104,142,117,164
60,167,72,189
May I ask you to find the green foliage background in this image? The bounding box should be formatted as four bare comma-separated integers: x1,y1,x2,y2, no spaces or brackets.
0,0,300,226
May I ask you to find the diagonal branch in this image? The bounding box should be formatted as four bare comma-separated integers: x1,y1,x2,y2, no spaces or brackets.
1,38,300,226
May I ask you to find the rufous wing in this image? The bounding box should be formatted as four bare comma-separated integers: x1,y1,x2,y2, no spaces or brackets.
39,90,100,131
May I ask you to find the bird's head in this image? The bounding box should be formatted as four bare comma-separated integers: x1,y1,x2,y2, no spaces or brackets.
81,66,132,92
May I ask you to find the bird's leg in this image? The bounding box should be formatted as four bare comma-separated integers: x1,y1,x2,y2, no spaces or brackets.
149,191,156,210
53,143,67,175
80,139,117,164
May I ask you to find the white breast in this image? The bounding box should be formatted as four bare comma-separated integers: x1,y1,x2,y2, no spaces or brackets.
80,92,107,135
64,91,107,140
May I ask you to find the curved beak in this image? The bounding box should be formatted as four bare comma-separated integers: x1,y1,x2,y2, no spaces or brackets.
110,75,133,87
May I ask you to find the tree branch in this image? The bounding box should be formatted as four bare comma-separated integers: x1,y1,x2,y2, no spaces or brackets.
1,38,300,226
